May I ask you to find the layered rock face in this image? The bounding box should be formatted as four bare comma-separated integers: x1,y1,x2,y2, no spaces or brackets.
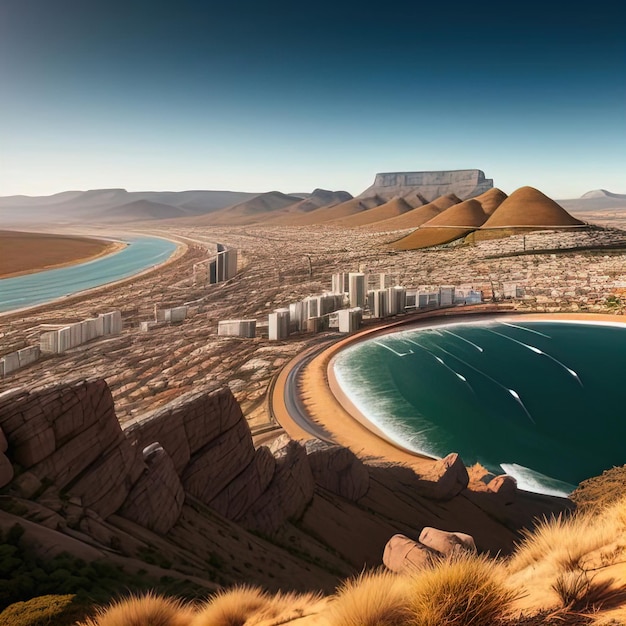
0,379,373,537
359,169,493,202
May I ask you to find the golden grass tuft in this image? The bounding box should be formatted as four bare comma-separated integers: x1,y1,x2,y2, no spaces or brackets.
407,553,517,626
78,592,194,626
189,586,322,626
508,509,619,575
328,568,412,626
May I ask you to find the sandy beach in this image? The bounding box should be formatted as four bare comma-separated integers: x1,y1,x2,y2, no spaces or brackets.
0,230,186,320
273,307,626,473
0,230,127,279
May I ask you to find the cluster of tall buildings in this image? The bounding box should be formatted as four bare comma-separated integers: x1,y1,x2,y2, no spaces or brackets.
218,268,485,341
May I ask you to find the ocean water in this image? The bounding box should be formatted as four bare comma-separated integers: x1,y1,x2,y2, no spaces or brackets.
333,320,626,496
0,236,178,312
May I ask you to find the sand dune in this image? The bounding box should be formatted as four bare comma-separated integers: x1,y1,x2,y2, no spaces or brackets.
271,195,384,226
328,197,413,228
483,186,584,228
363,193,462,232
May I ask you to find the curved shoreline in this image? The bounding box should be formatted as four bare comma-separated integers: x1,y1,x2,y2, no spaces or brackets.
0,233,186,320
0,234,127,279
275,307,626,474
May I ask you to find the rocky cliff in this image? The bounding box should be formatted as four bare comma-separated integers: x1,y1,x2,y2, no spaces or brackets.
359,169,493,203
0,377,571,598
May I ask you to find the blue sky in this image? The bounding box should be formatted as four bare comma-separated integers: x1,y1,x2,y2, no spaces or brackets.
1,0,624,199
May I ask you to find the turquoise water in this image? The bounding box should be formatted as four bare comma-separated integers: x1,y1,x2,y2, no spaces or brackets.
333,320,626,496
0,236,177,312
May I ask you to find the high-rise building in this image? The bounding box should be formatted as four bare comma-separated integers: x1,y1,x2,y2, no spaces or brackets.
331,272,350,294
268,308,290,341
349,273,366,308
338,308,362,333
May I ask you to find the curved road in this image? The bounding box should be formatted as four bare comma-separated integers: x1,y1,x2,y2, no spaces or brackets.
270,337,340,443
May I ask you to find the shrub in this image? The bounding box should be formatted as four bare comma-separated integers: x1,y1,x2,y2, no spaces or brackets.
407,553,517,626
327,569,411,626
78,592,194,626
0,594,93,626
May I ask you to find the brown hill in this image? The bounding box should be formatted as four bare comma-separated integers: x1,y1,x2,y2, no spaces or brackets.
328,197,414,228
423,198,488,228
364,193,462,232
261,189,353,224
390,198,487,250
473,188,508,216
103,199,188,222
271,195,384,226
185,191,302,225
483,186,585,228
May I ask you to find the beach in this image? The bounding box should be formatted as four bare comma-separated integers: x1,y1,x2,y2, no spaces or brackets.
0,230,127,279
273,308,626,475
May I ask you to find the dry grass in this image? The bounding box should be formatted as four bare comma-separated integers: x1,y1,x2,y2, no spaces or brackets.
189,586,268,626
190,586,323,626
78,592,195,626
407,553,517,626
328,568,412,626
508,509,620,575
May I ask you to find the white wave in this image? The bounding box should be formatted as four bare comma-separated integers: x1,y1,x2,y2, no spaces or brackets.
500,463,575,498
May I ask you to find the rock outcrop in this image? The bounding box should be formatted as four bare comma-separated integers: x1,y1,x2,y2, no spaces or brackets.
417,452,469,500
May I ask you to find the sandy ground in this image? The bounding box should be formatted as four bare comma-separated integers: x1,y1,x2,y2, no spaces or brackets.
0,230,127,278
273,307,626,472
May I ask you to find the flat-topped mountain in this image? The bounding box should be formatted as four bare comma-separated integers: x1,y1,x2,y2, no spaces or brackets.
358,169,493,203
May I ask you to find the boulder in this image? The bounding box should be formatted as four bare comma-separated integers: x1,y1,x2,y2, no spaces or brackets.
383,533,436,573
304,439,369,501
419,453,469,500
118,443,185,534
418,527,477,556
242,435,314,534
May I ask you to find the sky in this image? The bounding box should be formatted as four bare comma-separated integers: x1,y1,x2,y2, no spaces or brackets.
0,0,624,199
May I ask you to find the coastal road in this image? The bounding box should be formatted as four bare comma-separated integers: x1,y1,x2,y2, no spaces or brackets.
270,337,340,444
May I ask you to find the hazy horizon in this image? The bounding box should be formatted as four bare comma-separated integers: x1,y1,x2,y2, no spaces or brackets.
1,1,624,199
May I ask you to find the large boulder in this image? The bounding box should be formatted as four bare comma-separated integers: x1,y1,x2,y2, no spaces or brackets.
242,435,315,534
383,533,436,573
304,439,369,500
118,443,185,534
419,453,469,500
418,527,477,557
